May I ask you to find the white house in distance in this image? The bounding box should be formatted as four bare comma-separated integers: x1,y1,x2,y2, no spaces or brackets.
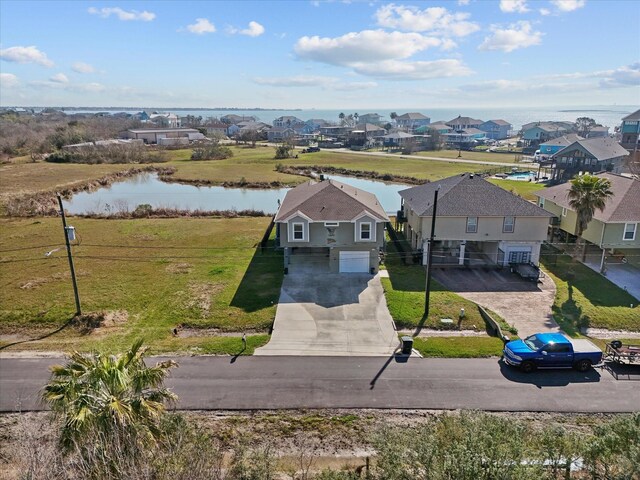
399,173,553,267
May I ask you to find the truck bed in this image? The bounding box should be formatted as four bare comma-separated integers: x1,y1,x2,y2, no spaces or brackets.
571,339,601,354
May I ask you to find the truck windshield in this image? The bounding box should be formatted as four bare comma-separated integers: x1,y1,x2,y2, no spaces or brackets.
524,335,545,350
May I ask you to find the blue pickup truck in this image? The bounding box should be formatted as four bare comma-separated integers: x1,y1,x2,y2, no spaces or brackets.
503,333,602,373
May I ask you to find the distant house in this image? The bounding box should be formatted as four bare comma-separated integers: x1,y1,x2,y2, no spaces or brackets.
417,122,452,135
267,126,295,142
395,112,430,131
273,115,304,128
226,124,241,137
398,173,552,267
358,113,383,125
319,125,352,138
535,173,640,269
586,126,610,138
121,128,203,144
443,128,487,147
349,123,386,139
275,179,389,274
204,121,228,137
382,131,414,147
221,114,256,124
479,119,512,140
538,134,584,157
149,113,180,128
522,122,573,148
549,137,629,182
620,109,640,150
446,116,483,131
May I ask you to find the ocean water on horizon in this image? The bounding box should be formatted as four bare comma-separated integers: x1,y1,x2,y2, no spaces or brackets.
57,105,637,131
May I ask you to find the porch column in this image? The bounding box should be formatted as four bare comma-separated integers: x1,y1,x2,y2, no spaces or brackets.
599,248,606,273
459,241,466,265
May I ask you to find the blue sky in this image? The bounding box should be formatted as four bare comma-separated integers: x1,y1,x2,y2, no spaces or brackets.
1,0,639,108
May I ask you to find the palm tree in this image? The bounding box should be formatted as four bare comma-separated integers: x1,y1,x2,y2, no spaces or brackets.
42,339,177,450
338,112,345,125
567,174,613,261
354,112,359,126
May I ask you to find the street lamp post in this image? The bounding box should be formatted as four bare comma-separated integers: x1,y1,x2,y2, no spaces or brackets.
457,130,463,158
424,186,440,317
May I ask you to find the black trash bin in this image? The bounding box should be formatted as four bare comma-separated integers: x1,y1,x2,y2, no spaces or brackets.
400,336,413,355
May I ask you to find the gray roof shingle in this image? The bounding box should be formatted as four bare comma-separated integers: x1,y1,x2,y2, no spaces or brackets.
622,109,640,121
399,173,553,217
275,179,389,222
553,137,629,161
535,173,640,223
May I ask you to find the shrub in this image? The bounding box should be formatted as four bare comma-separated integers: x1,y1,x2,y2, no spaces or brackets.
190,144,233,161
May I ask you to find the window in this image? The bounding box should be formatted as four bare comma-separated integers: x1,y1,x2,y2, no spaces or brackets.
503,216,515,233
561,207,567,217
324,222,339,227
292,222,304,241
360,222,372,240
538,198,545,208
466,217,478,233
623,223,637,241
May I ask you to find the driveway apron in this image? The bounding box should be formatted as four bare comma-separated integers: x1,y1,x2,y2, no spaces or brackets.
255,273,398,356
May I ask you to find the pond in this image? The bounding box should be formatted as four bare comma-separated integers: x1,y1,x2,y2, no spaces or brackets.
63,173,409,215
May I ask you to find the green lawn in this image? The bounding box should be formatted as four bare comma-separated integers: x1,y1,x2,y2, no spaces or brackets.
414,149,522,163
381,237,486,331
540,245,639,334
0,217,283,353
486,178,546,201
413,337,505,358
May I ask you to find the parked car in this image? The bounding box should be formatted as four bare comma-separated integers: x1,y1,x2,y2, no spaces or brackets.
307,146,320,152
503,333,602,373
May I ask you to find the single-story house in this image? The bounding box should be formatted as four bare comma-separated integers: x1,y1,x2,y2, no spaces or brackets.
275,178,389,274
398,173,553,267
479,119,512,140
586,126,610,138
549,137,629,182
121,128,203,144
382,131,415,147
535,173,640,268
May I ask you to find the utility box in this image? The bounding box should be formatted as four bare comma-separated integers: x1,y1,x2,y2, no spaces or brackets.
400,336,413,355
65,226,76,242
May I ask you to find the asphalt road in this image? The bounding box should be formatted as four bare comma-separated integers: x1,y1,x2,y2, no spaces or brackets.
1,356,638,413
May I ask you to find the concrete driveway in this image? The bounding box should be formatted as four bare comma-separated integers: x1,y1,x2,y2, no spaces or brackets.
255,272,398,356
433,267,560,338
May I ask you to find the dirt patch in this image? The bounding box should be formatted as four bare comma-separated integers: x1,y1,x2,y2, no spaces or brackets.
19,269,90,290
185,283,224,318
70,310,128,335
176,328,261,338
166,262,193,274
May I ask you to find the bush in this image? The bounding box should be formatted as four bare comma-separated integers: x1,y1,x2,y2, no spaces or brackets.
190,144,233,161
45,144,168,164
274,144,293,159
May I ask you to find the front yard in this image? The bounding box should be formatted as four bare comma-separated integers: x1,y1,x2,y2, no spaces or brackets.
0,217,282,354
540,245,639,334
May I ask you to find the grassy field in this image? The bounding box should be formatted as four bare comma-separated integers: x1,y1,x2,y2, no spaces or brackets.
0,217,282,353
540,245,639,334
415,149,523,163
381,239,487,331
486,178,546,201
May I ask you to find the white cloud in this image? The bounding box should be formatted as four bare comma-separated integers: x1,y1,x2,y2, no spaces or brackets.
240,21,265,37
598,62,640,88
295,30,442,66
0,45,54,67
457,0,470,5
333,81,378,91
550,0,586,12
87,6,155,21
539,8,551,15
352,59,473,80
29,79,106,92
185,18,216,35
0,73,19,88
374,4,479,37
72,62,96,74
499,0,529,13
50,73,69,83
479,21,543,52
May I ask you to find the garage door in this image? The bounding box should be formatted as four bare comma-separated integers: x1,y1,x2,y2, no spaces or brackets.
339,251,370,273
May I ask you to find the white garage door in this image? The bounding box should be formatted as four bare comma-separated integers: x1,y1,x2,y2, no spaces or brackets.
339,251,370,273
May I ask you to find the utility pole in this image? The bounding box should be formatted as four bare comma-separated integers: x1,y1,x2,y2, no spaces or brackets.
424,186,440,317
57,194,81,316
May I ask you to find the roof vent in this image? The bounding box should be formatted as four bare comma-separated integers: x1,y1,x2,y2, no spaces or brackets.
470,173,474,179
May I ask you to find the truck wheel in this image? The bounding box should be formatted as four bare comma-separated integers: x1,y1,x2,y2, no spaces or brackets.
574,359,592,372
520,361,536,373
